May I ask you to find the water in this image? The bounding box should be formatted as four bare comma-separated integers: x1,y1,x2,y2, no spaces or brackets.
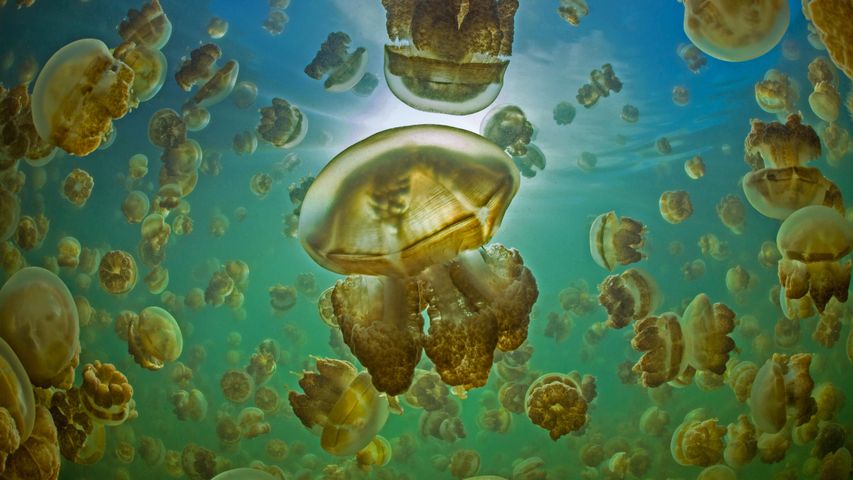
0,0,852,479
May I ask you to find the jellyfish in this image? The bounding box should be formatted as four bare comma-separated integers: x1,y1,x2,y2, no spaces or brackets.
449,449,481,479
670,411,726,467
803,0,853,80
355,435,392,471
620,104,639,123
544,311,572,344
191,60,240,107
480,104,534,157
597,268,661,329
118,0,171,50
810,81,841,122
147,109,186,148
288,357,391,456
716,194,745,234
13,216,39,252
684,155,705,179
0,336,35,447
742,166,843,220
678,43,707,73
380,0,519,115
524,372,596,440
776,205,853,312
0,267,79,389
577,64,623,108
0,84,55,166
672,85,690,106
127,306,182,370
823,123,850,167
589,211,647,271
639,406,669,436
262,9,289,36
2,405,60,479
0,188,20,242
250,173,273,199
31,39,134,156
553,101,576,125
62,168,94,208
655,137,672,155
754,70,799,115
268,284,297,316
79,361,134,426
220,369,254,404
577,152,597,172
304,32,368,93
557,0,588,26
351,71,379,97
170,389,207,422
238,407,270,439
181,103,210,131
175,43,220,91
113,42,167,105
231,81,257,109
98,250,138,295
207,16,229,39
750,353,816,434
659,190,693,224
681,0,789,62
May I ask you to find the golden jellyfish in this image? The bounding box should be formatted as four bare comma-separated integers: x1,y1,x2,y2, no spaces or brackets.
823,122,850,167
0,187,20,242
449,449,480,479
716,194,746,234
754,70,799,115
810,81,841,122
620,104,639,123
803,0,853,80
31,39,134,156
684,155,705,179
639,406,669,436
220,369,254,404
256,98,307,148
61,168,94,207
655,137,672,155
524,371,596,440
723,414,757,468
238,407,270,439
597,268,662,329
659,190,693,224
558,0,588,25
113,41,167,105
207,17,229,39
553,101,576,126
232,130,258,156
749,353,816,434
544,311,572,344
147,109,186,149
231,81,257,109
380,0,519,115
2,405,60,480
672,85,690,106
682,258,706,281
98,250,138,295
776,205,853,312
745,113,821,169
268,283,297,316
12,216,38,252
211,469,277,480
127,306,182,370
670,411,726,467
288,357,391,456
79,360,134,426
480,104,534,157
181,103,210,132
743,166,843,221
355,435,392,471
577,64,622,108
0,267,79,389
262,9,289,36
171,388,207,422
191,59,240,108
254,385,280,414
121,191,149,224
300,126,536,395
118,0,172,50
265,438,288,461
175,43,221,91
0,336,35,446
250,173,273,199
820,447,853,480
698,233,730,261
577,151,596,172
138,435,165,468
682,0,789,62
589,211,646,271
304,32,368,93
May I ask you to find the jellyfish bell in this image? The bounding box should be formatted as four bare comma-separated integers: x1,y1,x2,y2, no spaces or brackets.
192,60,240,108
31,38,134,156
742,166,843,220
588,211,646,271
118,0,172,51
0,336,36,443
113,42,167,104
210,468,277,480
381,0,519,115
681,0,789,62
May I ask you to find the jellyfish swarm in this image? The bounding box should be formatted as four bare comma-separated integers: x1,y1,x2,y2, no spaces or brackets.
682,0,789,62
298,125,537,396
776,205,853,314
380,0,519,115
631,293,736,388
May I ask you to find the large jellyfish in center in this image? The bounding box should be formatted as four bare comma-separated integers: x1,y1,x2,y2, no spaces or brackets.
380,0,519,115
298,125,537,395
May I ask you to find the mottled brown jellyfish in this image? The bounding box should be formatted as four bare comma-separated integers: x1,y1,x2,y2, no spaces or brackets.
207,16,229,39
544,311,572,344
620,104,639,123
0,267,79,389
2,405,60,480
682,0,788,62
655,137,672,155
118,0,171,50
231,81,257,109
804,0,853,80
256,98,307,148
79,360,134,426
684,155,705,179
810,81,841,122
127,306,182,370
559,279,596,316
175,43,220,91
589,211,646,271
449,449,481,478
639,406,669,436
480,104,534,156
31,39,134,156
304,32,369,92
524,372,596,440
754,70,799,114
672,85,690,106
558,0,588,25
659,190,693,224
355,435,392,471
62,168,94,207
749,353,816,434
577,151,596,172
553,101,576,125
0,187,20,242
577,64,622,108
192,60,240,107
299,125,536,395
742,166,843,220
13,216,39,252
98,250,138,295
670,412,726,466
380,0,519,115
716,194,746,234
237,407,270,439
678,43,708,73
288,357,391,456
745,113,821,169
147,108,186,148
113,42,167,105
220,369,254,404
262,9,289,36
250,173,273,199
181,103,210,132
776,205,853,312
597,268,661,329
0,336,35,446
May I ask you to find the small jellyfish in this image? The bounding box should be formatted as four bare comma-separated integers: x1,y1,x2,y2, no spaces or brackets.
682,258,706,281
380,0,519,115
544,311,572,344
672,85,690,106
147,108,187,149
231,81,258,109
678,43,707,73
589,211,647,271
724,414,757,467
122,191,150,224
80,360,134,426
449,449,481,479
207,17,229,39
262,9,289,36
659,190,693,224
128,154,149,180
14,217,42,252
268,284,297,316
304,32,368,93
553,101,576,125
31,39,134,156
288,357,390,456
655,137,672,155
175,43,220,91
480,104,534,157
191,59,240,107
670,411,726,466
113,42,167,105
98,250,138,295
524,371,596,440
127,306,182,370
2,405,60,479
597,268,662,329
750,353,816,434
181,103,210,132
809,81,841,122
755,69,799,115
355,436,392,471
577,64,622,108
577,151,597,172
620,104,639,123
557,0,588,26
684,155,705,179
238,407,270,439
681,0,789,62
118,0,172,50
62,168,94,207
716,194,746,234
256,98,307,148
250,173,273,199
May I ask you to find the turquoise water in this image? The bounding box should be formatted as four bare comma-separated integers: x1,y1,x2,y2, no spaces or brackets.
1,0,852,479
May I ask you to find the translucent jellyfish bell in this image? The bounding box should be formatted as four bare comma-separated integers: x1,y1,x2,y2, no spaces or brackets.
682,0,790,62
0,336,36,442
381,0,519,115
211,469,277,480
